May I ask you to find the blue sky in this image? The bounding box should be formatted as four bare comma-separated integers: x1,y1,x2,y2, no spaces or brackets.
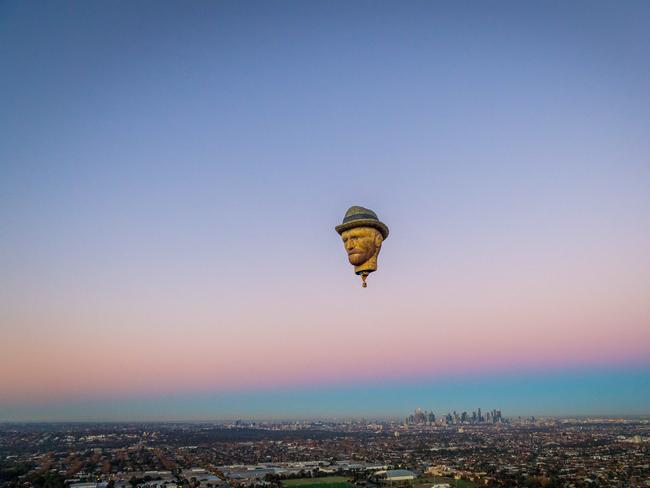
2,366,649,422
1,1,649,420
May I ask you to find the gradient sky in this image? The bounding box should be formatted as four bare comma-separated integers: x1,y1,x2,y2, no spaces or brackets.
1,1,649,421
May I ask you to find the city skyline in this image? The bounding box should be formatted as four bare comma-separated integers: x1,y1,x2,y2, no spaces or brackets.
1,1,649,422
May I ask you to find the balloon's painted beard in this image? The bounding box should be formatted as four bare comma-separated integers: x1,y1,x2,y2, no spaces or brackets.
346,245,375,265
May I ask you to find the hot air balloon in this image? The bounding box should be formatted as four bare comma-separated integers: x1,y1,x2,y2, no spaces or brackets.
335,206,389,288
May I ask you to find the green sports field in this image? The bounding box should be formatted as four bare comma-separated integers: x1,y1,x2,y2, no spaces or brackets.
282,476,354,488
452,481,476,488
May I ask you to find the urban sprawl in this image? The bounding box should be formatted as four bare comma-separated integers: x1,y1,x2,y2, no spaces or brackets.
1,410,649,488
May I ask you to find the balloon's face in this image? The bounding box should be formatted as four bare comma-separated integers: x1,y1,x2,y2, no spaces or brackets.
341,227,383,266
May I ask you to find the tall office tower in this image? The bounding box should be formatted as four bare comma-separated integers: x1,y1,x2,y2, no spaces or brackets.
472,411,477,423
478,408,482,423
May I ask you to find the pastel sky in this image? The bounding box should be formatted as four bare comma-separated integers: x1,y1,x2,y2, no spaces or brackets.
1,1,649,421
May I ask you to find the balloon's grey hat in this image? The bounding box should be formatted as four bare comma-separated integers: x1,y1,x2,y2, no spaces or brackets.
335,206,389,239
